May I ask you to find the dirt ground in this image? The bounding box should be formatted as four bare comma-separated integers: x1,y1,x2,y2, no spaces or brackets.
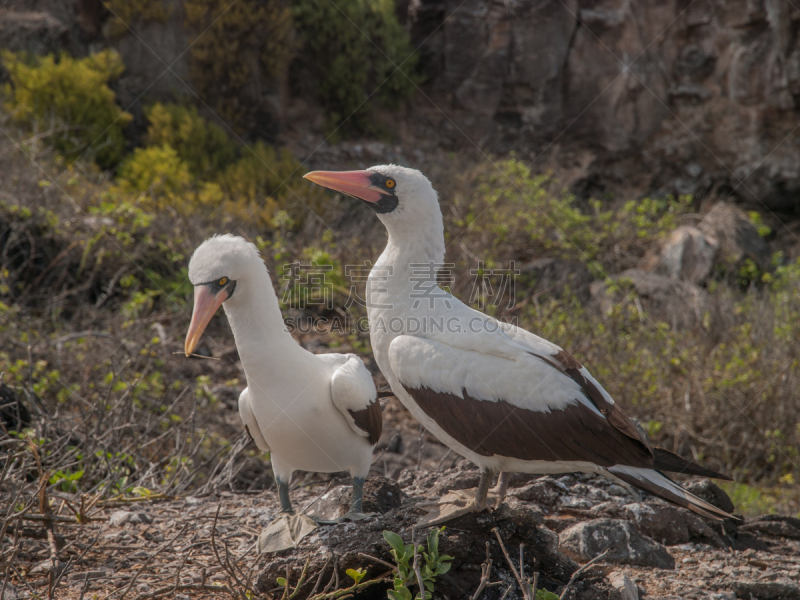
6,399,800,600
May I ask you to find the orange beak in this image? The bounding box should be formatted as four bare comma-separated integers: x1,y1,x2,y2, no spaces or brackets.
304,170,385,203
185,285,229,357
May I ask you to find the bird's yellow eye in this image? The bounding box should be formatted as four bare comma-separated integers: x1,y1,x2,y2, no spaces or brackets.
218,277,228,286
385,179,396,189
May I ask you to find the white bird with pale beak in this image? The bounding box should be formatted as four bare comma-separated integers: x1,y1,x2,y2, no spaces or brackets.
185,234,382,550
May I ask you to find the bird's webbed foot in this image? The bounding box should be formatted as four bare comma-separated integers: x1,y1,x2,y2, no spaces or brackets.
416,469,501,526
257,513,317,553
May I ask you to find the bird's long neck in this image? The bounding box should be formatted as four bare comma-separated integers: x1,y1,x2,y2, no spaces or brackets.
369,208,447,318
222,267,306,378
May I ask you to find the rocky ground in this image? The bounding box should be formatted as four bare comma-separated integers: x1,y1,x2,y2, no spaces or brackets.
5,398,800,600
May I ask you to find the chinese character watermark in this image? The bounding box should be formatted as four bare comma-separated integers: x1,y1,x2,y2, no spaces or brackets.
409,261,454,309
281,261,334,309
468,261,519,310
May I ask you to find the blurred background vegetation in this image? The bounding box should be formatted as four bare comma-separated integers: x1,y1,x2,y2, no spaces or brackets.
1,0,799,518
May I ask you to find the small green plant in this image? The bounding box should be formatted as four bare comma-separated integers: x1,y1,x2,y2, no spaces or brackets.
49,468,84,493
536,589,560,600
383,527,452,600
1,49,132,167
346,567,367,584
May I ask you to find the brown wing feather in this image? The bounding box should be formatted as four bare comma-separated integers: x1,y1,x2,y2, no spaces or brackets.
348,400,382,445
402,384,654,467
653,447,732,480
533,350,652,451
611,469,736,521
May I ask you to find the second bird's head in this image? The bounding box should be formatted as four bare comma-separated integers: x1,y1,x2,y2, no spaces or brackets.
303,164,441,234
184,234,263,357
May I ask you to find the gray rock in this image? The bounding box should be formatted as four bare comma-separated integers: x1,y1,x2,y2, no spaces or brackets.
591,269,709,330
109,510,134,527
305,476,404,521
698,204,771,272
510,476,567,505
683,480,735,514
402,0,800,212
109,510,152,526
608,571,640,600
740,515,800,540
559,518,675,569
622,501,724,547
730,581,800,600
641,226,718,285
0,11,68,55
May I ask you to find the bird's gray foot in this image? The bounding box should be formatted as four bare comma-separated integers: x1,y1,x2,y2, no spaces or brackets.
492,471,511,509
317,476,376,523
416,469,499,526
257,476,318,554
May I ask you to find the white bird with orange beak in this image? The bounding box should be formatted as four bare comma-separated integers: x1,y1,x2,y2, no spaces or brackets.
185,234,382,550
304,166,734,526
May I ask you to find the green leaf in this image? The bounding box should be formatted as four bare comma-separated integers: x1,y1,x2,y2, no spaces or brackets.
276,577,287,587
426,527,441,555
346,568,366,584
424,581,435,591
435,561,452,576
390,584,413,600
536,589,560,600
384,530,406,554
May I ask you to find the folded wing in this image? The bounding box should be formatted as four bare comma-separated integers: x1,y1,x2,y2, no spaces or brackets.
330,355,382,445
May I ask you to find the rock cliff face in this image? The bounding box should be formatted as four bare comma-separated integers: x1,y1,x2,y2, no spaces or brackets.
407,0,800,210
2,0,799,210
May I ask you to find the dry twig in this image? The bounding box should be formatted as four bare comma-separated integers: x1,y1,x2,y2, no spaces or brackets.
558,549,610,600
491,527,532,600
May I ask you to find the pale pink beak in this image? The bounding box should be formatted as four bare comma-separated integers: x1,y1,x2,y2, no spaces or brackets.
304,170,385,203
185,285,229,357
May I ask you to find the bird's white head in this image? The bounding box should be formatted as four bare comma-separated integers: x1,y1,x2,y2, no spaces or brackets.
304,165,443,247
185,234,264,357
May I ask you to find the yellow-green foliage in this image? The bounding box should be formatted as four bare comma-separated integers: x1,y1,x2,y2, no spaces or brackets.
1,50,132,167
457,159,690,275
103,0,171,38
184,0,294,129
293,0,421,131
117,105,321,227
117,144,192,197
209,142,325,227
145,103,237,177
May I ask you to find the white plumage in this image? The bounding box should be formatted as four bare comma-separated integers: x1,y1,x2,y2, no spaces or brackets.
304,166,734,524
185,235,381,523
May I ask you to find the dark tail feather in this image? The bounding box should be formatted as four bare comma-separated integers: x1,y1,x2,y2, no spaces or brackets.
653,447,733,481
608,465,738,522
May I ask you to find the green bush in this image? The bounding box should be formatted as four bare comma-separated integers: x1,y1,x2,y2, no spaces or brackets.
456,159,690,276
293,0,420,132
117,144,192,197
1,50,132,168
217,141,314,222
184,0,294,129
116,120,321,227
144,103,237,178
103,0,171,38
